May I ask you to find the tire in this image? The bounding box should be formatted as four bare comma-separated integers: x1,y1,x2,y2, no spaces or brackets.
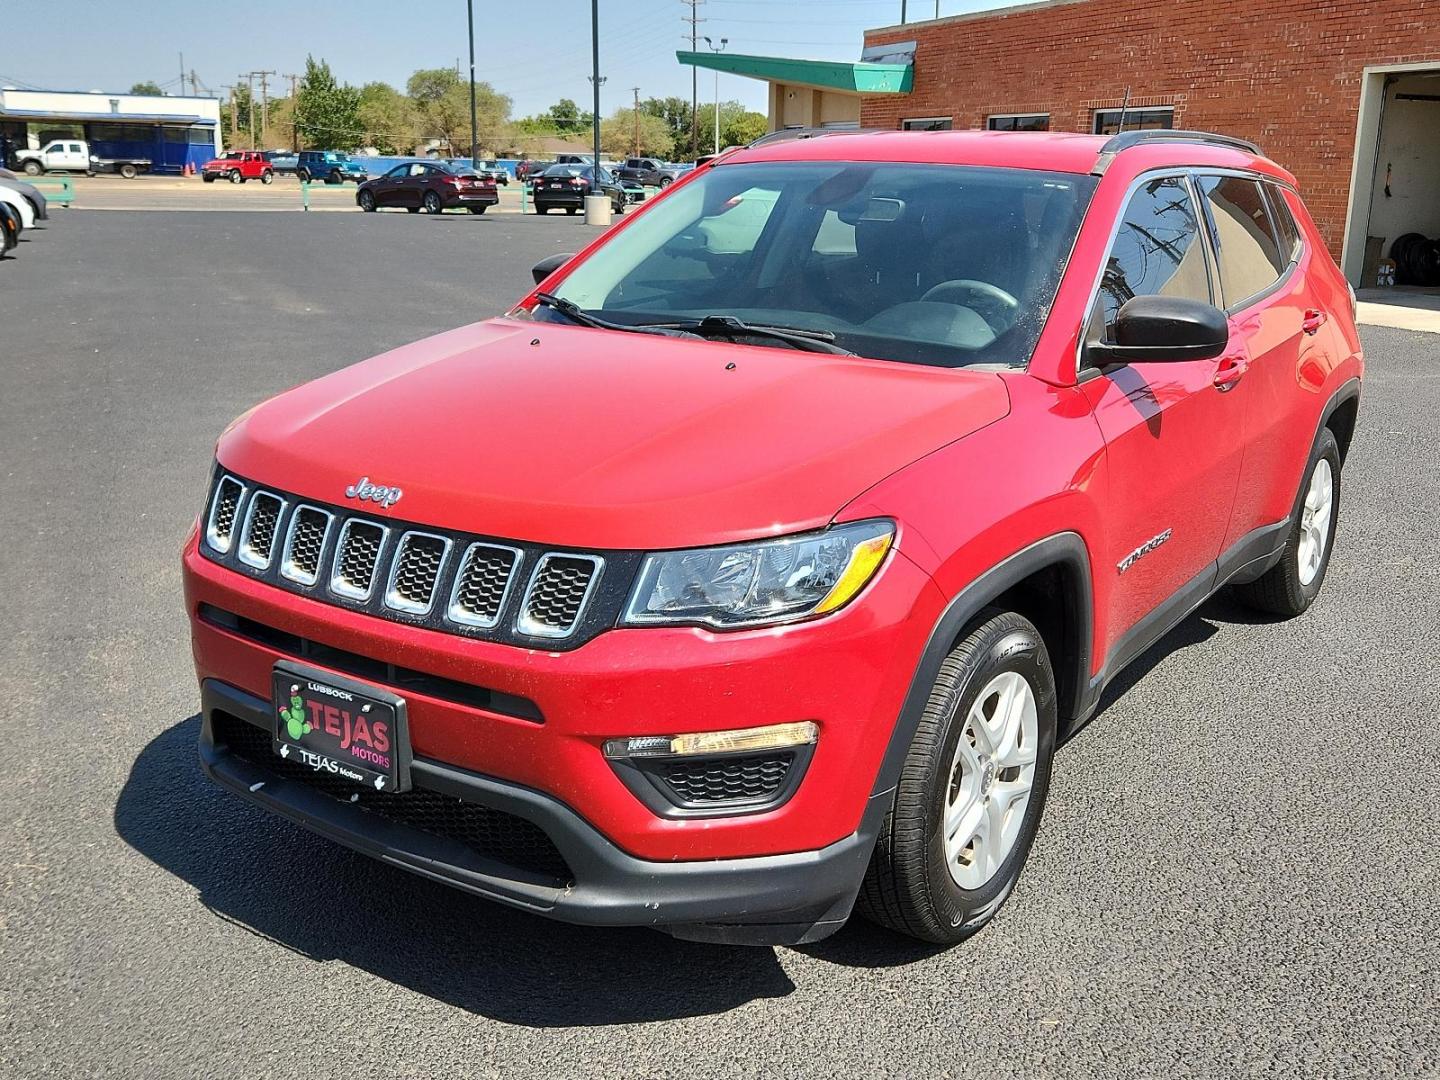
119,164,138,179
328,170,342,185
468,205,487,214
22,161,42,176
566,207,578,215
535,205,549,215
659,176,673,188
297,169,311,184
202,175,215,183
1231,427,1341,618
228,169,242,184
423,191,442,214
358,190,376,212
406,206,421,214
857,610,1057,945
260,170,274,185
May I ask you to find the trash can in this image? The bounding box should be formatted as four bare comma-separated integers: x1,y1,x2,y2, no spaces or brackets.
584,194,612,227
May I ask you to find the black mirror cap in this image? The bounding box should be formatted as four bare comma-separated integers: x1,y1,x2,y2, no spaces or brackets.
1088,295,1230,365
532,252,575,286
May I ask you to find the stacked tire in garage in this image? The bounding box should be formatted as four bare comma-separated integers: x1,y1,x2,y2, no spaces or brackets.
1390,233,1440,286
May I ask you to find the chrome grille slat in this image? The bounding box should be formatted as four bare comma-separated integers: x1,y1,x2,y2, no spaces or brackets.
237,492,285,569
447,543,522,628
205,475,246,553
280,505,333,586
385,531,451,615
517,554,604,639
330,519,389,601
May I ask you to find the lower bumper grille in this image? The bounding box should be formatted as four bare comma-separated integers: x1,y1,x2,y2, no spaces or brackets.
211,711,573,884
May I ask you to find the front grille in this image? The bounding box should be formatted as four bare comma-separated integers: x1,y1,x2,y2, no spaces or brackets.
519,555,601,638
211,711,572,884
281,506,331,585
238,492,284,568
333,520,387,599
661,753,796,805
448,544,521,628
386,532,449,614
199,472,639,650
207,476,244,552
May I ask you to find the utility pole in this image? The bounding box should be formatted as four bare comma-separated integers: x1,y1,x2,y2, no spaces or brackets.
588,0,604,168
253,71,276,148
631,86,641,156
703,36,727,155
900,1,907,23
179,52,186,94
245,72,256,148
284,74,299,151
682,0,704,156
467,0,479,167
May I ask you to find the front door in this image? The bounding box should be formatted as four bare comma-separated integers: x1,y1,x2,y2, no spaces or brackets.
1079,173,1247,667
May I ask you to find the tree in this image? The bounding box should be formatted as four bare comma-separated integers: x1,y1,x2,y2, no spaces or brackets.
130,81,164,96
405,67,510,156
221,84,256,148
358,82,415,154
293,55,362,150
547,98,593,131
600,108,674,158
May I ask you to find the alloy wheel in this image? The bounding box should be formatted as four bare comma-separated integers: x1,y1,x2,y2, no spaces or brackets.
943,671,1039,889
1297,457,1334,586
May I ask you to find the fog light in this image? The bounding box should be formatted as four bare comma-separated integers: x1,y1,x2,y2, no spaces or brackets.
602,721,818,760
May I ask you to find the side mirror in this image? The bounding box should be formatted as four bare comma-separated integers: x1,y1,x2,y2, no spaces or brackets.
531,252,574,286
1086,295,1229,365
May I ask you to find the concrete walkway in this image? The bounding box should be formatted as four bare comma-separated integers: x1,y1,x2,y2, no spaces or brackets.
1356,287,1440,335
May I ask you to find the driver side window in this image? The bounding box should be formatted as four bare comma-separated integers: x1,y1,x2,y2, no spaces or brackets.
1100,176,1212,337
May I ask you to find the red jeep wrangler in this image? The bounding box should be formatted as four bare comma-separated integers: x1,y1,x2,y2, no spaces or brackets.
201,150,274,185
184,129,1362,947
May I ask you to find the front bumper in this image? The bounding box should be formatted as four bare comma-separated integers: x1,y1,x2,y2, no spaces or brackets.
199,678,885,944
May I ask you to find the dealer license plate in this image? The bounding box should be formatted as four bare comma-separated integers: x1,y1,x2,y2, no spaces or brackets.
271,660,411,792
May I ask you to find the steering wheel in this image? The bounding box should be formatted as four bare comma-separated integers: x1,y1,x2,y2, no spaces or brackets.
919,279,1020,333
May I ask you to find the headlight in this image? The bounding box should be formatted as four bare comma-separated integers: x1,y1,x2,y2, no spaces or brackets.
622,520,894,629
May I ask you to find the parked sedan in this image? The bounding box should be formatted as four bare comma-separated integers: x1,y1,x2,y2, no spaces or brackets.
0,200,20,256
356,160,499,214
531,164,627,215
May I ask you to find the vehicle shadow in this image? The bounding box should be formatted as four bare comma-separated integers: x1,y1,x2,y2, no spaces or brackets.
113,717,796,1027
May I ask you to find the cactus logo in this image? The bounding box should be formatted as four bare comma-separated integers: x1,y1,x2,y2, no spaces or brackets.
278,693,311,741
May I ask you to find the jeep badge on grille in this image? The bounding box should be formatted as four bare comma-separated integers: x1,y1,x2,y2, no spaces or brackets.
345,476,403,509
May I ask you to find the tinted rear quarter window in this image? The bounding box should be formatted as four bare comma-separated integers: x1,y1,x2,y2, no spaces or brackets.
1198,175,1286,308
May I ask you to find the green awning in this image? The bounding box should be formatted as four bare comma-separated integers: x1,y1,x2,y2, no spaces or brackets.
675,51,912,95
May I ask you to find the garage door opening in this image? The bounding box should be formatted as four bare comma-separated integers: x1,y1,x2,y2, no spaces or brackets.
1343,62,1440,304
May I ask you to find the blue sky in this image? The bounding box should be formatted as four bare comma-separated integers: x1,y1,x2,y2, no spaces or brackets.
0,0,1006,118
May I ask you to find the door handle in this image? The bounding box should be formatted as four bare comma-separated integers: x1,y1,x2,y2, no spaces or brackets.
1214,354,1249,392
1302,309,1328,336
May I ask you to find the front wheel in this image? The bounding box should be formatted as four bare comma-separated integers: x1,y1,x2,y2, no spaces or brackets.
22,161,42,176
1231,428,1341,617
659,176,673,188
535,205,549,215
202,174,215,183
857,610,1056,945
260,170,274,185
423,191,442,214
358,190,376,212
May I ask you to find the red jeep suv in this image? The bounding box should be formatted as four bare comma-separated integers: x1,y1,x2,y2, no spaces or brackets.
184,130,1362,946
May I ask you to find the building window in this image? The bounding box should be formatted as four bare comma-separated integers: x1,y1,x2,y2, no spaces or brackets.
987,114,1050,132
1092,107,1174,135
900,117,952,131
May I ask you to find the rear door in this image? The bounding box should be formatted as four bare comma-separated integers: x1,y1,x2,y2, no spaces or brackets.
1080,173,1248,663
1194,174,1313,551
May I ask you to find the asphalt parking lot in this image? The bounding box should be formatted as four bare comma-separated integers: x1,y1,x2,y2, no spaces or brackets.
1,210,1437,1079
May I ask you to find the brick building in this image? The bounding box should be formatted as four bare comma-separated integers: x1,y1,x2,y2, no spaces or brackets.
859,0,1440,284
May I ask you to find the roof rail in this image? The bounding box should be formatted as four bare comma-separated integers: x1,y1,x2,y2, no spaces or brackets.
1091,129,1263,175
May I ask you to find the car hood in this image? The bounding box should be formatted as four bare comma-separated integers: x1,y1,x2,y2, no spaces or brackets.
217,318,1011,550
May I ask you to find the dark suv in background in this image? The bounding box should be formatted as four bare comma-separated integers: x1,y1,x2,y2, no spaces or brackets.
615,157,687,187
297,151,368,185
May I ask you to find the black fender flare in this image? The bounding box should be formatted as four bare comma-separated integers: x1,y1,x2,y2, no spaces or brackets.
868,532,1093,802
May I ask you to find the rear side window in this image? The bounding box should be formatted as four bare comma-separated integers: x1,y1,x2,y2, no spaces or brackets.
1100,175,1211,332
1265,183,1302,264
1198,175,1287,307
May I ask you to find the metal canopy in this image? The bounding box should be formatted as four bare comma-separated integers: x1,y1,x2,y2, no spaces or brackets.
674,51,913,95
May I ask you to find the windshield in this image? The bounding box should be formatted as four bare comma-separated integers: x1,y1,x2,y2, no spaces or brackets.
540,160,1095,368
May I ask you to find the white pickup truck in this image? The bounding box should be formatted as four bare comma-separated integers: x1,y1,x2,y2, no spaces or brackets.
16,140,152,179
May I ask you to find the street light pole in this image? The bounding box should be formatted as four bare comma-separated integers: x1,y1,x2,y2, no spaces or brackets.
703,36,727,155
467,0,478,168
591,0,602,167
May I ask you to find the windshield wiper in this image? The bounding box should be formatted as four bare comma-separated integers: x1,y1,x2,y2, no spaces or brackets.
533,293,700,339
659,315,856,355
